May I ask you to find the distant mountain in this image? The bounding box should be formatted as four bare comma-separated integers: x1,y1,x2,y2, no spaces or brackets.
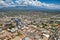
0,6,60,13
0,0,60,13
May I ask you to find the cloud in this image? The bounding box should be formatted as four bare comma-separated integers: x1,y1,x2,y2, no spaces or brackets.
0,0,60,9
14,0,42,6
14,0,60,9
0,0,9,7
0,0,16,7
41,3,60,9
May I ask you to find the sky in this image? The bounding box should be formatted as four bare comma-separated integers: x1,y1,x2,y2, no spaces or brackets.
0,0,60,10
38,0,60,5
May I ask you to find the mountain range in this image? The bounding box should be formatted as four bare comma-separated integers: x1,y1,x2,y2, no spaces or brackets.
0,5,60,13
0,0,60,13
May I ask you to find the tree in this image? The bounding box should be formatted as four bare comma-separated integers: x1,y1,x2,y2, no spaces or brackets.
17,31,22,36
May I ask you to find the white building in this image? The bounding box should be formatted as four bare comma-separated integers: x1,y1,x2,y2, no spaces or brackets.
23,36,32,40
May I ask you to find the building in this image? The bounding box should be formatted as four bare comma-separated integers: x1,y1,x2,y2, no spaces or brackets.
23,36,32,40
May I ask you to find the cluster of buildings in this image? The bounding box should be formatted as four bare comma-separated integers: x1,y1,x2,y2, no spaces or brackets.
0,15,60,40
0,17,24,40
0,17,23,32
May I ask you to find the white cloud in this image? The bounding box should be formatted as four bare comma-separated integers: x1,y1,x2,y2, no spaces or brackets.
0,0,9,7
0,0,60,9
41,3,60,9
14,0,60,9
